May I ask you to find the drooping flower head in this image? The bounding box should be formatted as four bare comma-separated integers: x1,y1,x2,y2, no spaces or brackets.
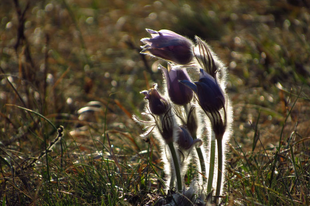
180,69,225,113
141,29,194,65
140,83,169,116
140,84,174,143
159,64,193,105
177,126,202,151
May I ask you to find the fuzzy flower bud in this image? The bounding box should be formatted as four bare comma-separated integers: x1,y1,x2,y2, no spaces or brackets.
186,106,198,138
141,29,194,65
141,84,168,115
177,126,202,151
180,69,225,113
159,64,193,105
194,36,218,78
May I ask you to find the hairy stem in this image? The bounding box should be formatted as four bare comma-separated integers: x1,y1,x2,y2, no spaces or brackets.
215,137,223,204
195,145,206,181
167,142,182,192
170,172,175,188
184,104,206,182
207,132,216,193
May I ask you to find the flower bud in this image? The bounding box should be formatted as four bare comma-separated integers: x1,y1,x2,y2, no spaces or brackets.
180,69,225,113
159,65,193,105
141,84,169,115
141,29,194,65
194,36,217,78
186,106,198,138
177,126,202,151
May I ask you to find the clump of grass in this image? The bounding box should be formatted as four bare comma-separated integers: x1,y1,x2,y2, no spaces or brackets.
227,92,310,205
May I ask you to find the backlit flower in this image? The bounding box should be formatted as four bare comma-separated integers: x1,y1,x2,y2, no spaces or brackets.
186,106,198,138
193,36,218,77
159,64,193,105
177,126,202,151
140,83,169,115
180,69,225,113
141,29,194,65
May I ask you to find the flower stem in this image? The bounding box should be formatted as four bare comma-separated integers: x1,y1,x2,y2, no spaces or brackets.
167,142,182,192
170,172,175,188
215,137,223,204
195,144,206,181
183,104,206,181
207,133,216,193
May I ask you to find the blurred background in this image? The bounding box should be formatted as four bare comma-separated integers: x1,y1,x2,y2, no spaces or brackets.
1,0,309,149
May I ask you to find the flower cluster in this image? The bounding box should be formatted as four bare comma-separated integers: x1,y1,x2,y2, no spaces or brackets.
133,29,233,205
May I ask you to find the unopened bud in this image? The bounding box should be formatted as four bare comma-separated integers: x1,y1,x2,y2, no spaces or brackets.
160,65,193,105
180,69,225,113
141,84,169,115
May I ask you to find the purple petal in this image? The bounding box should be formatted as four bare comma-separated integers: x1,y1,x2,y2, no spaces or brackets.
180,80,198,94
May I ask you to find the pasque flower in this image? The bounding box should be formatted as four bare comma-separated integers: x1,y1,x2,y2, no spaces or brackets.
159,64,193,105
194,36,218,78
141,29,194,65
186,106,198,138
135,28,233,203
177,126,202,151
140,83,169,115
180,69,225,113
139,84,175,143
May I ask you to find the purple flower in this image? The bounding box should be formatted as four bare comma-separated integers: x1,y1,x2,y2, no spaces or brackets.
141,29,194,65
141,84,169,115
177,126,202,151
159,65,193,105
180,69,225,113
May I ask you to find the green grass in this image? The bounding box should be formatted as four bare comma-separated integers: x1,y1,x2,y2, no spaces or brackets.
1,0,310,205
